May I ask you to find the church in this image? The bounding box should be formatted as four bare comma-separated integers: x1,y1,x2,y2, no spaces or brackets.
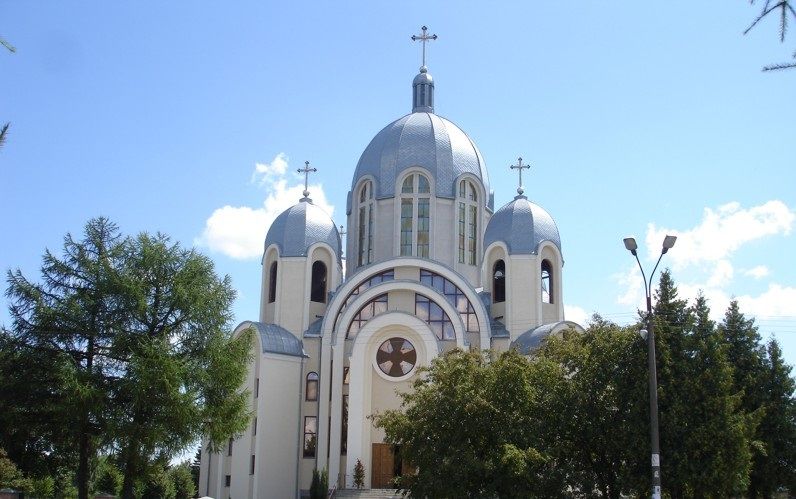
198,27,581,498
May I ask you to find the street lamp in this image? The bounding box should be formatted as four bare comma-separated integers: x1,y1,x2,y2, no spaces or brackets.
623,234,676,499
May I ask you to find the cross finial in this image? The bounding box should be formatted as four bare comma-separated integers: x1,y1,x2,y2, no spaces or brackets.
411,25,437,68
297,160,317,199
510,157,531,196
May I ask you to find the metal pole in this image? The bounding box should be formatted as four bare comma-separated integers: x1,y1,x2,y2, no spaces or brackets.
646,294,662,499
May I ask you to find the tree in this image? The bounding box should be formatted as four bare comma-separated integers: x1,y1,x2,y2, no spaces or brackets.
141,465,175,499
4,218,253,499
309,467,328,499
169,462,196,499
352,459,364,490
536,317,648,498
745,0,796,70
749,339,796,497
373,349,557,498
0,123,8,150
92,456,122,496
189,448,201,494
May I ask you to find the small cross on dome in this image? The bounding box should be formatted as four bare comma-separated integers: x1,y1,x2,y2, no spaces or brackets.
297,161,317,200
510,157,531,196
411,25,438,69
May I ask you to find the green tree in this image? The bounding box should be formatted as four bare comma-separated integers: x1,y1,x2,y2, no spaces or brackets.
749,339,796,497
373,349,557,498
92,456,122,496
537,317,648,498
5,218,253,499
0,447,32,493
141,465,175,499
352,459,364,490
309,467,328,499
169,462,196,499
189,448,201,494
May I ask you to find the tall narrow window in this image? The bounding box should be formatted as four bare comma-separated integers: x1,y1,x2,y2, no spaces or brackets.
458,180,479,265
399,173,431,257
493,260,506,303
310,261,327,303
268,261,278,303
305,372,319,401
541,259,553,304
228,437,233,456
303,416,317,457
357,181,374,267
250,455,255,475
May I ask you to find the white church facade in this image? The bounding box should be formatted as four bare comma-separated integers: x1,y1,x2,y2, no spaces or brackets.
199,28,581,498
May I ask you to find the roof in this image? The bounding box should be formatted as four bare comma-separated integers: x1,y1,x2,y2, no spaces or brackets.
238,321,306,358
483,195,561,255
264,199,341,262
351,112,490,202
511,320,583,354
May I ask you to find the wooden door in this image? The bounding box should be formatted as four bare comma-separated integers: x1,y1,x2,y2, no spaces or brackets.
371,443,394,488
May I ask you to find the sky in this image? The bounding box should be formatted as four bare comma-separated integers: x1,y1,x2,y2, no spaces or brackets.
2,2,795,368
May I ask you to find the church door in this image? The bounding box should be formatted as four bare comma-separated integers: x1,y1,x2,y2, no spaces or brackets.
371,443,395,489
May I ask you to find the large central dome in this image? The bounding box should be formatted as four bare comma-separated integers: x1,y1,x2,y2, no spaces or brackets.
352,111,490,201
350,65,490,203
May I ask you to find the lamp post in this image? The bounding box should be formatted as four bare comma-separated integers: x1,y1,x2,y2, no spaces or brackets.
623,234,676,499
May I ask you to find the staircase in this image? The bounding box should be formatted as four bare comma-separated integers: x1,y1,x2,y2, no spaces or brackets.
333,488,405,498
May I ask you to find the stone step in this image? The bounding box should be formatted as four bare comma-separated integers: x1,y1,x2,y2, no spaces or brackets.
333,488,404,498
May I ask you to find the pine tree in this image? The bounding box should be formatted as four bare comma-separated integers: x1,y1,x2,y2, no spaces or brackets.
749,339,796,497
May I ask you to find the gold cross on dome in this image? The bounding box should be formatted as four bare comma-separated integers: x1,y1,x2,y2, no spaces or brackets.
510,157,531,196
411,25,438,68
297,161,317,199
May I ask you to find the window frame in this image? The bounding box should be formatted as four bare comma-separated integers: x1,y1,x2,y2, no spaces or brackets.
398,172,432,257
305,372,319,401
457,179,479,265
303,416,317,458
310,261,327,303
356,180,375,267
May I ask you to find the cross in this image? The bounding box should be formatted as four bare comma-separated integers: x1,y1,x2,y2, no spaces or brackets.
411,25,437,68
297,160,317,199
339,225,346,256
510,157,531,196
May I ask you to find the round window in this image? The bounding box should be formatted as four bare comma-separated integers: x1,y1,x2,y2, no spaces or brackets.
376,338,417,377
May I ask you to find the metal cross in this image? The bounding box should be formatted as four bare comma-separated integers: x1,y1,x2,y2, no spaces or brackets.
510,157,531,196
297,160,317,198
411,25,437,68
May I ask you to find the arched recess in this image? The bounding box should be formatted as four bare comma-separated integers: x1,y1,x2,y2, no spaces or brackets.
311,261,328,303
354,178,376,268
260,246,281,323
538,242,564,323
493,260,506,303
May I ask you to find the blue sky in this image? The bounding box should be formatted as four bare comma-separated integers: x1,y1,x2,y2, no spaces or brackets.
2,2,795,367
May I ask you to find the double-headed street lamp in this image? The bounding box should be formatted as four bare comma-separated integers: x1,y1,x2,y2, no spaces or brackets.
623,234,676,499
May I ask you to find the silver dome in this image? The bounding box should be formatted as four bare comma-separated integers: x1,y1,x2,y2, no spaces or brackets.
511,321,581,355
351,112,490,201
238,321,306,357
264,199,341,262
483,195,561,255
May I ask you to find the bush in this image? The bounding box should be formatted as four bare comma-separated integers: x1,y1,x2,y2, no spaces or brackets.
309,467,328,499
169,463,196,499
353,459,365,489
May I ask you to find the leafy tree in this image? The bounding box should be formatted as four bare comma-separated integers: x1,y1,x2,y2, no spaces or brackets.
309,467,328,499
537,317,648,498
189,448,201,494
373,349,557,498
169,462,196,499
92,456,122,496
4,218,253,499
0,447,32,492
353,459,364,490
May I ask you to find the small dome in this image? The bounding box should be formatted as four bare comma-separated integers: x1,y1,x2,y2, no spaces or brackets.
238,321,305,357
352,112,490,201
483,195,561,255
264,199,341,261
511,321,583,354
413,71,433,86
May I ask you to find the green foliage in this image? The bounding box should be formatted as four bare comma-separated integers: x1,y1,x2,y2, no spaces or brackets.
92,456,122,495
309,467,328,499
353,459,364,489
169,462,196,499
0,447,31,492
141,466,175,499
745,0,796,70
189,448,201,495
3,218,252,499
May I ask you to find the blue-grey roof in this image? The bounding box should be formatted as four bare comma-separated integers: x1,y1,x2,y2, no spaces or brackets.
511,321,582,355
351,112,490,201
264,199,341,262
239,321,306,357
483,195,561,255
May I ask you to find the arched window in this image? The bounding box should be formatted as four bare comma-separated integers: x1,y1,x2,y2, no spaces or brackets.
399,173,431,257
310,261,327,303
493,260,505,303
305,372,319,401
357,181,374,267
458,180,479,265
268,261,278,303
541,259,553,304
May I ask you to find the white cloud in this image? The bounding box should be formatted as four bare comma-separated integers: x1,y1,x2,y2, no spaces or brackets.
564,304,590,326
737,284,796,319
646,200,793,269
743,265,769,279
197,154,335,259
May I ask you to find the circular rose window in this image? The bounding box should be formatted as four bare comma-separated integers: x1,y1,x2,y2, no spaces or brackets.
376,338,417,377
